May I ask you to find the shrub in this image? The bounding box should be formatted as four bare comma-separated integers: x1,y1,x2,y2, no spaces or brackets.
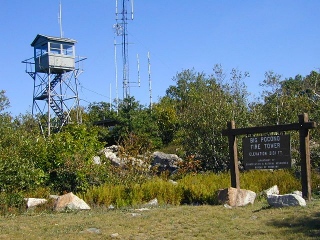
178,172,230,204
0,192,25,216
240,169,300,194
46,124,104,193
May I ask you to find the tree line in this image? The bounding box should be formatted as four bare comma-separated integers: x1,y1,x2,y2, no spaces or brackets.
1,66,320,194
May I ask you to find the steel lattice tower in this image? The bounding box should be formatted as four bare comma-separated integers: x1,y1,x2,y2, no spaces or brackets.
22,34,86,136
113,0,135,99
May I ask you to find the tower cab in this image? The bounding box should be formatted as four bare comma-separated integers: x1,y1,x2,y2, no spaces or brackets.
31,34,76,73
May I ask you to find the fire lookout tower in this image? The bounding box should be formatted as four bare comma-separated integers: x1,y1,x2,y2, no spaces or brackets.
23,34,86,136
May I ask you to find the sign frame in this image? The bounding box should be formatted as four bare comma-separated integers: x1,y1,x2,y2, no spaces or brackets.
222,113,316,201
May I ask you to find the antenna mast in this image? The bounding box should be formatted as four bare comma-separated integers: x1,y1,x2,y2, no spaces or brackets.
58,0,63,38
113,0,135,99
148,52,152,109
137,54,140,87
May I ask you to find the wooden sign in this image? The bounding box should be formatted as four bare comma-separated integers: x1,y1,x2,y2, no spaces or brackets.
222,113,316,200
242,135,291,170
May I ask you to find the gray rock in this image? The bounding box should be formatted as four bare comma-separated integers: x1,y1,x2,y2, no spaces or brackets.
146,198,158,207
110,233,119,238
81,228,101,234
130,213,142,217
267,194,306,207
264,185,279,196
25,198,47,208
93,156,101,164
152,151,182,173
291,190,302,197
49,195,59,200
169,179,178,185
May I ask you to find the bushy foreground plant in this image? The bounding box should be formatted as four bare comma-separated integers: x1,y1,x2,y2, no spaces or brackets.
240,169,301,194
80,178,183,208
0,114,46,193
45,124,105,193
81,169,312,209
1,170,319,215
0,192,25,216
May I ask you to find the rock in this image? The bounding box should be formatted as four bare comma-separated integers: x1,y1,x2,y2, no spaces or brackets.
54,192,91,211
151,151,182,173
110,233,119,238
264,185,279,196
267,194,306,207
146,198,158,207
136,208,150,211
169,180,178,185
223,203,232,209
130,213,142,217
97,147,183,175
291,190,302,197
49,195,59,200
81,228,101,234
217,187,256,207
98,145,124,166
25,198,47,208
93,156,101,164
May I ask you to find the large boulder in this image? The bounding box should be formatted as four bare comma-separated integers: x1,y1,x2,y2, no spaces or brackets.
54,192,90,211
267,193,306,207
217,187,256,207
151,151,182,173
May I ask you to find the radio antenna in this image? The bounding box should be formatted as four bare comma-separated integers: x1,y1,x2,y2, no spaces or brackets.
137,54,141,87
131,0,134,20
148,52,152,109
58,0,63,38
114,38,119,114
113,0,135,99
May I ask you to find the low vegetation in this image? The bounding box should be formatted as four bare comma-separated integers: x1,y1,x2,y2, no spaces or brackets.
1,67,320,238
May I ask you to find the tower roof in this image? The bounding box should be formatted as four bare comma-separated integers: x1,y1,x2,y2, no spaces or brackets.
31,34,77,47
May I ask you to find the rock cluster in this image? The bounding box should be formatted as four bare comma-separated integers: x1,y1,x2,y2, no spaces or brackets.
25,192,90,211
217,185,307,208
264,185,306,207
96,146,182,174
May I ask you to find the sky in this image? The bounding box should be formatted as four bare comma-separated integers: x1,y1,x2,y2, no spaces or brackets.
2,0,320,116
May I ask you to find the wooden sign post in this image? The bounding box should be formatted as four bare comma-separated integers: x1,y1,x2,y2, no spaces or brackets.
222,113,316,200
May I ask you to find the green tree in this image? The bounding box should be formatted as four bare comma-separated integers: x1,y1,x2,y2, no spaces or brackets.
252,70,320,168
153,97,179,145
0,90,10,113
0,114,46,193
165,68,250,171
46,124,104,193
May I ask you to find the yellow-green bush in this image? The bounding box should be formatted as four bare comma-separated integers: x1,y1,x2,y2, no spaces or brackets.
80,170,319,209
240,170,300,194
139,179,183,205
178,173,230,204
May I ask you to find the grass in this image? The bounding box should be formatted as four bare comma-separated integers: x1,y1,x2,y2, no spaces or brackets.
0,200,320,239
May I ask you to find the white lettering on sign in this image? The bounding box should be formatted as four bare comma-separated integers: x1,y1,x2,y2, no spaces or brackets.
242,135,291,170
264,142,281,149
250,144,261,150
260,136,280,142
250,137,258,143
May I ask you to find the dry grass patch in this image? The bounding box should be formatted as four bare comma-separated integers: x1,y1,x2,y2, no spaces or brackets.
0,200,320,239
